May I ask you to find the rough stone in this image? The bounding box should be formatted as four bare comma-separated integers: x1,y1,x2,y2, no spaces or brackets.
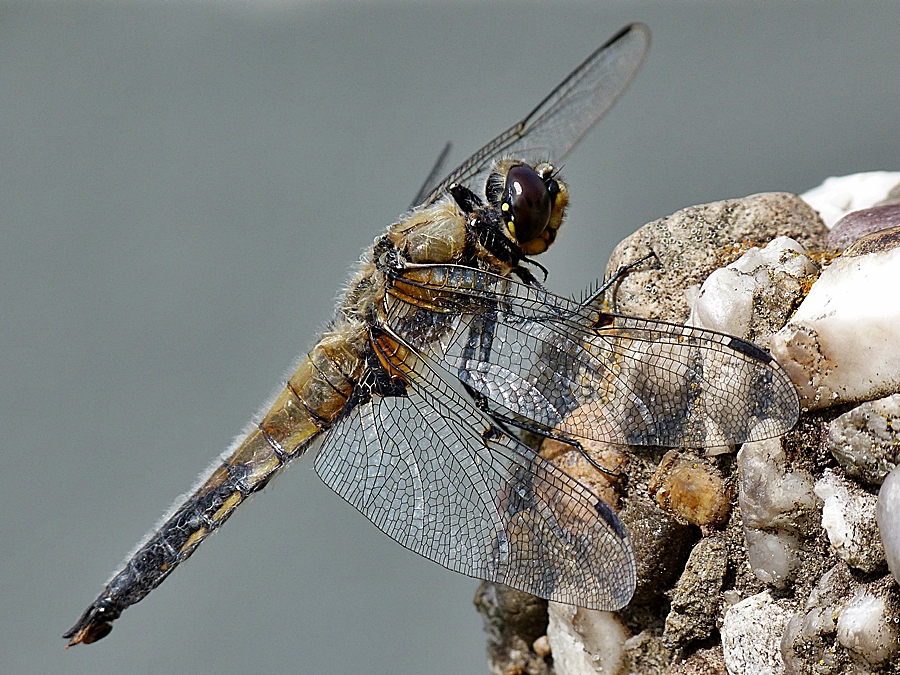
721,591,792,675
663,534,728,648
827,394,900,485
622,630,672,675
477,175,900,675
605,193,826,323
813,469,886,574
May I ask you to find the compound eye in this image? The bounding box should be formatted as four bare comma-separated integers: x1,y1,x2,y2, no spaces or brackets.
501,164,552,244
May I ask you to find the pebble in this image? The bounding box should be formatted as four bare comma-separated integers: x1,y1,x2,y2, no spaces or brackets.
813,469,885,573
827,204,900,250
620,499,697,604
737,438,817,587
782,568,900,672
541,435,626,513
721,591,792,675
844,223,900,257
768,241,900,409
742,527,801,590
688,236,817,345
780,563,855,674
827,393,900,484
647,451,732,526
532,634,552,658
546,603,629,675
877,464,900,586
800,171,900,228
835,579,900,666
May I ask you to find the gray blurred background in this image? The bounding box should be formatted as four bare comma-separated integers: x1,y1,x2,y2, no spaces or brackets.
2,2,898,674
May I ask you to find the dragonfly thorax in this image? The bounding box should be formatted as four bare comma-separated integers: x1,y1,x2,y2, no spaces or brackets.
386,198,469,265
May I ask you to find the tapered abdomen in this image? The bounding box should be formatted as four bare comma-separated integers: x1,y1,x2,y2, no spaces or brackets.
64,332,364,645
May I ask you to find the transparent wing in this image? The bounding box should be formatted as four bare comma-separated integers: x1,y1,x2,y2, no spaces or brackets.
386,264,800,449
418,23,650,207
313,331,636,610
410,142,452,209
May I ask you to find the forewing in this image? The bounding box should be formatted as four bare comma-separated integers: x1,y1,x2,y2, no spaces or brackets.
419,23,650,206
313,332,636,610
387,265,800,449
410,142,452,209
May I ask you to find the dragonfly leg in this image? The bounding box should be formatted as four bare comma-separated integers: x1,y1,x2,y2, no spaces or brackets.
582,252,657,309
464,383,621,479
513,257,549,285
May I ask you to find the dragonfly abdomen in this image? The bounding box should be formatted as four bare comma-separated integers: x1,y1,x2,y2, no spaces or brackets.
65,329,366,645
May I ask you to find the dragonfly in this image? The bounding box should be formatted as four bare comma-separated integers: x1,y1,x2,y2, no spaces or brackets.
65,23,798,646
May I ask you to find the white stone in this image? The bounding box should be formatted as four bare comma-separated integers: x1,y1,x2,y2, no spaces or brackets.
877,464,900,585
738,438,818,587
743,528,799,588
816,474,851,546
780,564,857,674
814,469,885,573
768,245,900,409
546,602,629,675
828,394,900,483
721,591,791,675
800,171,900,228
836,586,900,665
689,237,816,342
738,438,818,529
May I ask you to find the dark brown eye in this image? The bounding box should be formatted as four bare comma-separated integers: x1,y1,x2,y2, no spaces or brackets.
502,164,552,243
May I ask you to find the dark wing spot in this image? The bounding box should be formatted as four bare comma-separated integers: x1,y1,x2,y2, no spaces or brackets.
592,313,615,329
594,500,628,540
727,336,772,364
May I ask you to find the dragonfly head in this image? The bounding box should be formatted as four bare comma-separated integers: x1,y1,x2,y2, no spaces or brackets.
486,161,569,256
